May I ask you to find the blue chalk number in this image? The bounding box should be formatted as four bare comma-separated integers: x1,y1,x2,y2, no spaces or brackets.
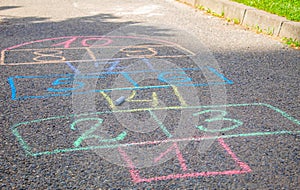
158,71,192,84
47,77,84,92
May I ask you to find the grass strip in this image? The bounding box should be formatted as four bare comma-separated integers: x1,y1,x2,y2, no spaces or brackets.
231,0,300,21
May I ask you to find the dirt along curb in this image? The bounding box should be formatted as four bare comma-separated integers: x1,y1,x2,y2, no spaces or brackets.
177,0,300,41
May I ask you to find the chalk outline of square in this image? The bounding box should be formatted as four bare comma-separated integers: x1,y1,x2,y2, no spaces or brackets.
118,138,252,183
8,66,233,100
0,44,194,65
11,103,300,157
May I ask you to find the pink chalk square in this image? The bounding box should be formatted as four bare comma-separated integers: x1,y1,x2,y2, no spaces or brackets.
119,138,251,183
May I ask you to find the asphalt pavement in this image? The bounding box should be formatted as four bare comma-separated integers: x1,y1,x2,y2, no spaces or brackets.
1,0,299,189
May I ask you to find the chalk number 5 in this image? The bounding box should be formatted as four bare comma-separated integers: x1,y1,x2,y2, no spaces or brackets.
47,77,84,92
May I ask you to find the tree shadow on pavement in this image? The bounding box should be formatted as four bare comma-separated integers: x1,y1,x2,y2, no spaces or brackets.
0,6,22,11
0,13,172,49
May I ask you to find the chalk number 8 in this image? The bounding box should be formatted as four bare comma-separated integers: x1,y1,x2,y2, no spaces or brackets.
33,50,66,62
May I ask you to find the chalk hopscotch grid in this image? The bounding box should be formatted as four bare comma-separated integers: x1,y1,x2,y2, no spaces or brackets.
0,44,195,65
118,138,252,183
8,66,233,100
11,103,300,157
4,36,299,183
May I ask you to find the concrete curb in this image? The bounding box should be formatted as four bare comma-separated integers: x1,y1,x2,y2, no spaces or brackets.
178,0,300,40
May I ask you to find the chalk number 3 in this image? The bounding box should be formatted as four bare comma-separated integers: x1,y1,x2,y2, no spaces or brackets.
193,110,243,133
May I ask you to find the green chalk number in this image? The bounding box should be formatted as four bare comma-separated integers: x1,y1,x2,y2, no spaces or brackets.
193,110,243,133
70,118,127,147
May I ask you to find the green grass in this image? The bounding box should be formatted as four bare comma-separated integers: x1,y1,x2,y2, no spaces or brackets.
231,0,300,21
282,37,300,48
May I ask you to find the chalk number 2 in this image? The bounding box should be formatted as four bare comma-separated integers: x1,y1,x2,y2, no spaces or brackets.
70,118,127,147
